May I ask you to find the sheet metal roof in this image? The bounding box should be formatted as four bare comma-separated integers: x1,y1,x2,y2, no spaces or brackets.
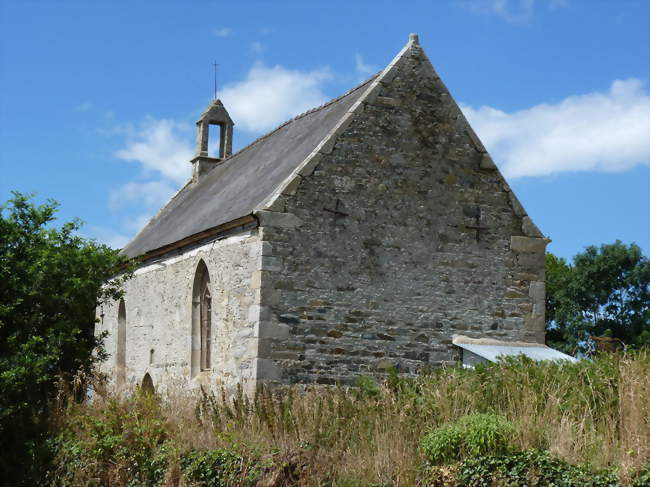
121,76,376,258
453,336,577,363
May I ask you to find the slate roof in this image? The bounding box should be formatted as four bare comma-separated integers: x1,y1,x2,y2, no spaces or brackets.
121,76,376,258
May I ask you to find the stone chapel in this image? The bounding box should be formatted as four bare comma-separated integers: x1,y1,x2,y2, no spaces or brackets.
96,34,550,393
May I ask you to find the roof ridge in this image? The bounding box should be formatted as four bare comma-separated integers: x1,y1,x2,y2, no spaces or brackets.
222,73,379,162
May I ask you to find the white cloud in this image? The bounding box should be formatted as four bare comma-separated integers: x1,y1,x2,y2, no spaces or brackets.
355,54,375,78
114,117,193,184
461,0,566,23
85,225,132,249
213,27,231,37
107,118,193,246
461,78,650,178
109,180,177,210
220,62,331,133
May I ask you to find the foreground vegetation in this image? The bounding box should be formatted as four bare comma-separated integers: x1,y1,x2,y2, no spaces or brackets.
0,193,130,484
50,352,649,486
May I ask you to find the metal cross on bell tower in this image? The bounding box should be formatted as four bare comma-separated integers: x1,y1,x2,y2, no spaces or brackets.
212,61,219,100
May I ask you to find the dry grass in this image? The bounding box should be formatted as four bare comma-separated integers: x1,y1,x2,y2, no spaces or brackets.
49,350,650,486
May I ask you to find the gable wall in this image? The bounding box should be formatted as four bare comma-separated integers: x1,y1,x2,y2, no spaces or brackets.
96,230,262,393
256,44,547,385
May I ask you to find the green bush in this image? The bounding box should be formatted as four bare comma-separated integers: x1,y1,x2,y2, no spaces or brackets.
50,391,171,486
421,413,516,464
455,413,516,457
355,375,381,398
420,424,463,464
456,449,619,487
180,449,262,487
630,464,650,487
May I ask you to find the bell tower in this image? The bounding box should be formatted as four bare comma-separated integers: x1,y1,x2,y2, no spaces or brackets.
190,99,234,182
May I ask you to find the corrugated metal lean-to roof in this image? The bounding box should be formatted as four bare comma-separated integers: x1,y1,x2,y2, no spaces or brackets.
452,335,578,367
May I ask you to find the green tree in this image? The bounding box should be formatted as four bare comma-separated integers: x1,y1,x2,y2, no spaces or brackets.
545,241,650,354
0,192,131,485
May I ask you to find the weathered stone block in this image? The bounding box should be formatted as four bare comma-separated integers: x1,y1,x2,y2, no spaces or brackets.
510,236,549,254
260,256,283,272
375,96,401,107
479,154,497,170
256,358,282,380
255,211,303,229
251,270,263,289
524,316,544,332
529,281,545,302
298,152,323,177
281,176,302,196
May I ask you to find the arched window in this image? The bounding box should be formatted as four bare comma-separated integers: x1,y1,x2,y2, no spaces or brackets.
116,299,126,384
141,373,155,395
191,260,212,377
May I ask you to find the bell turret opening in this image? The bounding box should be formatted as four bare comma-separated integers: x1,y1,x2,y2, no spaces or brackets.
190,99,234,182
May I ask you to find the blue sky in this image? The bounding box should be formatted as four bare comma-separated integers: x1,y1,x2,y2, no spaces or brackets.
1,0,649,261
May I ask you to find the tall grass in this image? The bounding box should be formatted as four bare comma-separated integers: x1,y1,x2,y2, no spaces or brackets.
49,350,649,486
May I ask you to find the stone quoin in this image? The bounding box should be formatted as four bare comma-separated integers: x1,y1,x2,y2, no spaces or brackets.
96,34,550,394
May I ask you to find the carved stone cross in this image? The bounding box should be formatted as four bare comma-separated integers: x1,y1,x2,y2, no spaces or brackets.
323,199,349,223
465,208,489,242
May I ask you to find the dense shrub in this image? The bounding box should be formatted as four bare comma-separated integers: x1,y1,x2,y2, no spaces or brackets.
0,192,131,485
421,413,516,464
50,391,171,486
420,423,463,465
456,449,620,487
630,464,650,487
180,449,263,487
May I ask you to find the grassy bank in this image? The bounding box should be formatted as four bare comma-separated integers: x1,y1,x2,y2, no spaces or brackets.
49,351,649,486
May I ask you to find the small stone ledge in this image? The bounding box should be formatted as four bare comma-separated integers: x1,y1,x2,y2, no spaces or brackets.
511,236,550,254
479,154,497,170
255,210,303,229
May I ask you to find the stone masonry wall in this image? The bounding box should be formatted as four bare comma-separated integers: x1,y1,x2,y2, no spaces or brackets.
96,230,261,393
255,43,548,385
